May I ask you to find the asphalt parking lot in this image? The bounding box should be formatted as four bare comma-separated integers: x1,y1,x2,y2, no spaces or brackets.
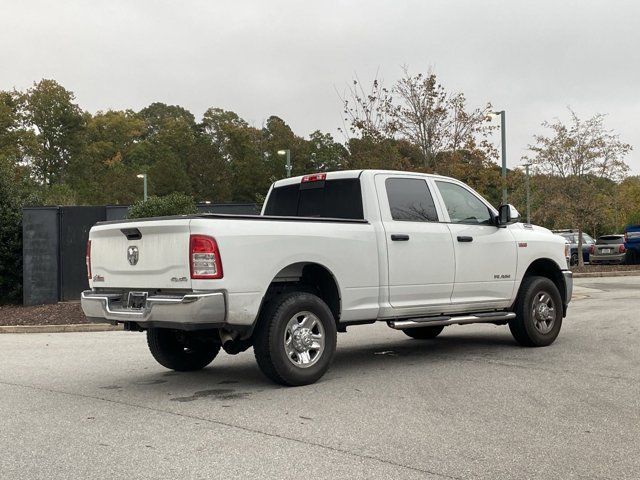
1,276,639,480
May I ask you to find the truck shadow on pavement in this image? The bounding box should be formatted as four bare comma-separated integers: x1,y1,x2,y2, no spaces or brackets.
115,330,526,396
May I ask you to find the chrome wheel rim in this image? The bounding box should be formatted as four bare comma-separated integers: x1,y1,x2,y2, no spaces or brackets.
284,311,325,368
532,291,556,334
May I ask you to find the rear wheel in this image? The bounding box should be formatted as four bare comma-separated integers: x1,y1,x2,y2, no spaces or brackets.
509,276,563,347
147,328,220,371
253,292,337,386
402,325,445,340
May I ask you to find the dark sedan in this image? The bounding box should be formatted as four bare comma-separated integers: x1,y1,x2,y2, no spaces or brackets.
590,234,626,265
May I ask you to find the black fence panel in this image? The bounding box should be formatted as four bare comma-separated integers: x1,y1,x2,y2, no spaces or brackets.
59,207,105,301
22,208,60,306
105,205,129,221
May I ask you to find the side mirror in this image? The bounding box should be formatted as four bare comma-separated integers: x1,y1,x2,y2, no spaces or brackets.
498,204,521,225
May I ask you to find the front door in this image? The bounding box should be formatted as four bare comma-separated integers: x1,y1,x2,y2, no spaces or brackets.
433,180,517,305
376,175,455,310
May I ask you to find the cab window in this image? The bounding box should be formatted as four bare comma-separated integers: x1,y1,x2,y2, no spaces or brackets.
385,178,438,222
435,181,492,225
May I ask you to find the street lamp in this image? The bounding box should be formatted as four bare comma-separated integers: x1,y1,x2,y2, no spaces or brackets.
136,174,148,201
277,149,292,178
489,110,507,204
522,163,532,224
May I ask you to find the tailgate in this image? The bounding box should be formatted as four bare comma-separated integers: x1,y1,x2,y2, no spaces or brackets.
89,219,192,289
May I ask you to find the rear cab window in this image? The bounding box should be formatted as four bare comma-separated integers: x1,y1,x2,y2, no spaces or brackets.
385,177,438,222
263,178,364,219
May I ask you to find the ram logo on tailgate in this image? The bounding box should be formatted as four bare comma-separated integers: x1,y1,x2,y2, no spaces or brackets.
127,246,139,266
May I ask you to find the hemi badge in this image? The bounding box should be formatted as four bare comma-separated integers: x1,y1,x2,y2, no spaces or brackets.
518,242,528,248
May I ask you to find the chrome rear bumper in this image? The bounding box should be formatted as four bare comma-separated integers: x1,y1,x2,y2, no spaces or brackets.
81,290,227,329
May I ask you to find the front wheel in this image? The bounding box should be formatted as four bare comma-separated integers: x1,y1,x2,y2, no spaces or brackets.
253,292,337,386
509,276,563,347
147,328,220,371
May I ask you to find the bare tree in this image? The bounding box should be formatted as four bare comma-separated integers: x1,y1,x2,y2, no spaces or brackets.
392,67,494,168
339,67,495,170
528,108,631,266
338,73,394,142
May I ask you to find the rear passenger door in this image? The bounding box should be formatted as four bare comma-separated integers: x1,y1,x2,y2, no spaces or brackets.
376,174,455,310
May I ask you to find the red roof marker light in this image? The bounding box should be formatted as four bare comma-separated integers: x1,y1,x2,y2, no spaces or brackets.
301,173,326,183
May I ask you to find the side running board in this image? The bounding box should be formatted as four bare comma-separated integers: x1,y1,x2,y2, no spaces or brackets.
387,311,516,330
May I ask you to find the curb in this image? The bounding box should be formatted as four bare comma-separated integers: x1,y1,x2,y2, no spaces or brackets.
0,323,123,334
572,271,640,278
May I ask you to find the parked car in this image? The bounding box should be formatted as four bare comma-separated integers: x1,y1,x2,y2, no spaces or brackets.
553,230,595,266
81,170,572,386
589,234,626,265
624,225,640,264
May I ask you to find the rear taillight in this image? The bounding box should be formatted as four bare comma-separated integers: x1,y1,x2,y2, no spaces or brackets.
619,244,626,253
190,235,223,279
564,244,570,258
86,240,92,280
589,244,595,255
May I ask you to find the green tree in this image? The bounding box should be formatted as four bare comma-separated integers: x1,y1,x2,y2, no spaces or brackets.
24,79,85,185
202,108,267,202
138,102,195,137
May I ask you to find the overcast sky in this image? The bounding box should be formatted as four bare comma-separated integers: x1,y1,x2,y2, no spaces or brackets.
2,0,639,172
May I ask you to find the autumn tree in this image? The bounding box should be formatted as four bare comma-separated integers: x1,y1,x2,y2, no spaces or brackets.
527,109,631,266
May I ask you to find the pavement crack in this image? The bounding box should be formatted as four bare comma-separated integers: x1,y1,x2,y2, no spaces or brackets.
0,379,462,480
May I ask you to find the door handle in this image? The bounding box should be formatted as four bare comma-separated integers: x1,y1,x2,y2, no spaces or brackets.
457,236,473,242
391,234,410,241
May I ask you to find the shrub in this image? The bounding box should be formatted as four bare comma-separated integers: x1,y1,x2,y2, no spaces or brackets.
0,160,39,304
127,192,198,219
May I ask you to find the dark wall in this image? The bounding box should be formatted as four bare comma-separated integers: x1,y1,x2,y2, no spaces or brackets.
58,207,105,302
22,208,60,306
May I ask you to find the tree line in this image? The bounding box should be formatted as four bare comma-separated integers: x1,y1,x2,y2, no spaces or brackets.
0,70,637,301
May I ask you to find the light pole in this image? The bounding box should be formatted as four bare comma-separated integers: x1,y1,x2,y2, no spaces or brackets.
136,174,148,201
491,110,507,204
277,149,292,177
523,163,532,224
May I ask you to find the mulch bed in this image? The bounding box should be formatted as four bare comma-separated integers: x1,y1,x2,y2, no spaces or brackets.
571,264,640,274
0,302,89,326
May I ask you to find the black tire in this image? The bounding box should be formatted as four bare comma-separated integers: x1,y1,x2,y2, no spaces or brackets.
570,252,578,266
253,292,337,386
402,325,445,340
509,276,563,347
625,250,638,265
147,328,220,371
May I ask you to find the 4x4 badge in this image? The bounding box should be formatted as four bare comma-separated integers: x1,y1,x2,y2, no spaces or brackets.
127,246,139,265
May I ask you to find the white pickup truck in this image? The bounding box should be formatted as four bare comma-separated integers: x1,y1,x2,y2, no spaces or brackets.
82,170,572,386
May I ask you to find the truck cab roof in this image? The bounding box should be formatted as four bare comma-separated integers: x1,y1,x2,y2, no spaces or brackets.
272,169,456,188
